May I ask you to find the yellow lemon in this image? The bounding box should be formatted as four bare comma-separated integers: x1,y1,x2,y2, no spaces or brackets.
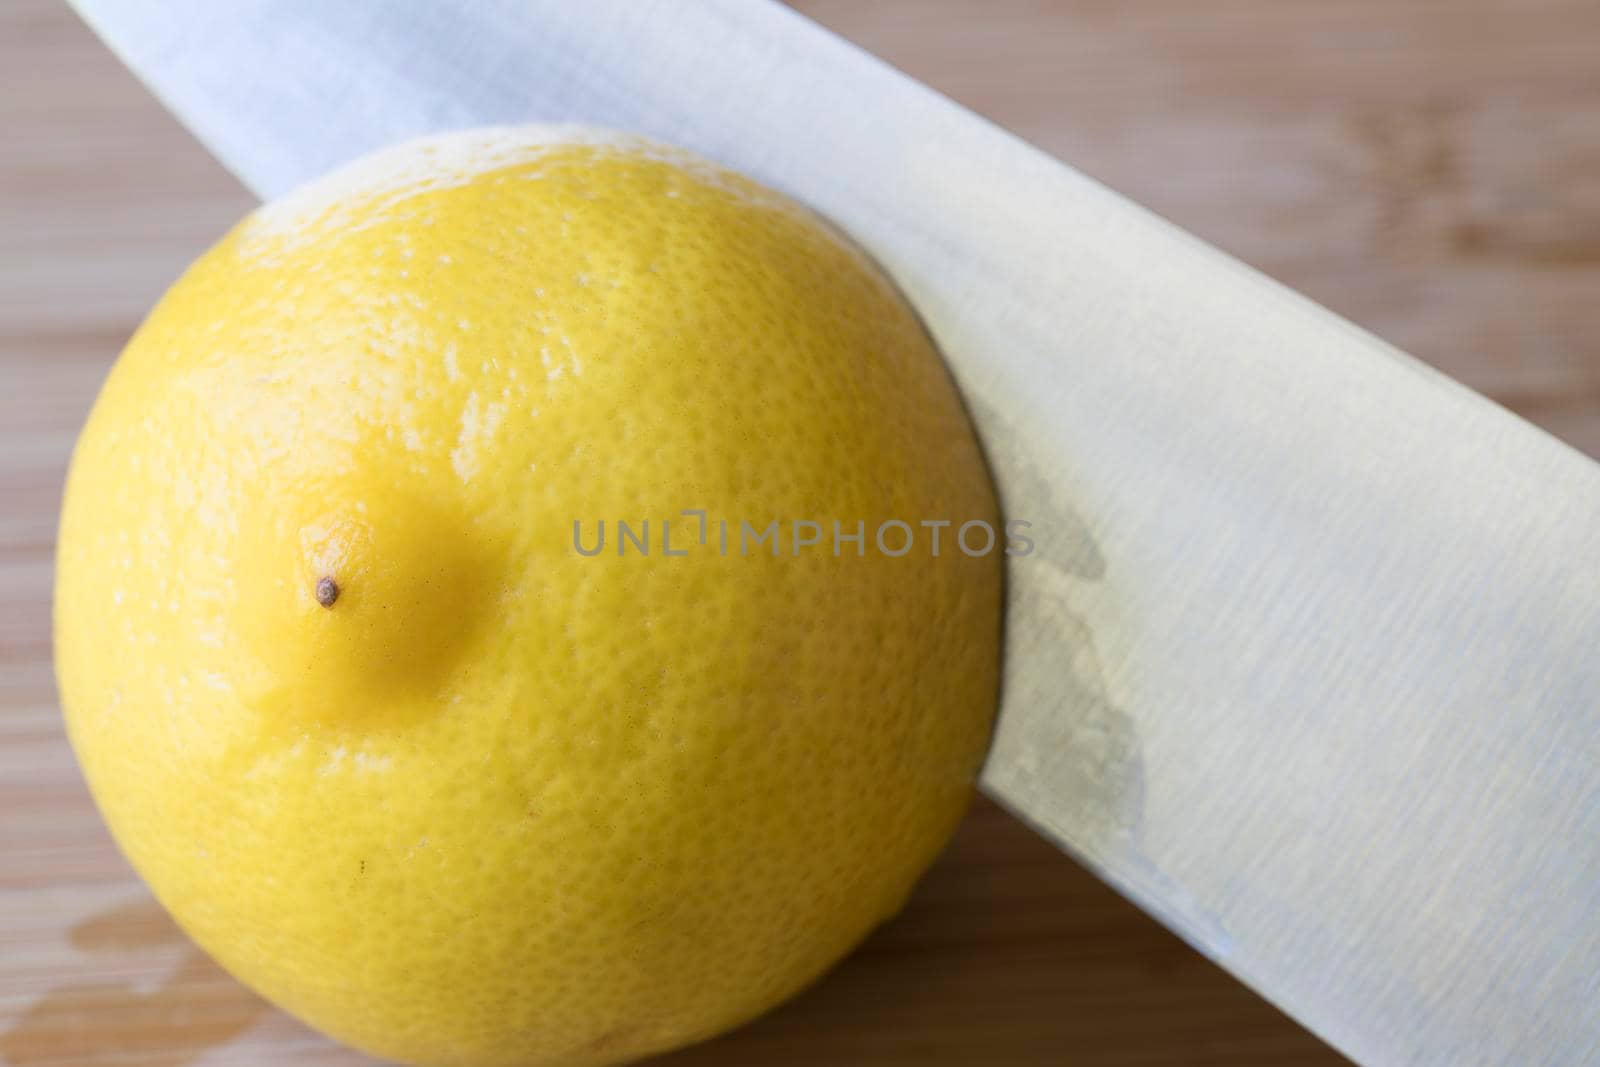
55,127,1002,1066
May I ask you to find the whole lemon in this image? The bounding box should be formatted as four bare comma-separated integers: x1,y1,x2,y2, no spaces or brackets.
55,127,1001,1066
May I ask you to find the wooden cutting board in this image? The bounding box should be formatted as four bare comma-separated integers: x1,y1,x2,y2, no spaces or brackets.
3,0,1596,1063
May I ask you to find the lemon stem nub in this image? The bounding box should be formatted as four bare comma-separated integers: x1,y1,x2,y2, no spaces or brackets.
315,577,340,608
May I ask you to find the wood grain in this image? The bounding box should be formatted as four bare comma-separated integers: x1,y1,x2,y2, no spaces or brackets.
3,0,1597,1063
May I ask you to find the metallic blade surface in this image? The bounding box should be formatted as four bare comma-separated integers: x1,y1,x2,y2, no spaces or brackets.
69,2,1600,1064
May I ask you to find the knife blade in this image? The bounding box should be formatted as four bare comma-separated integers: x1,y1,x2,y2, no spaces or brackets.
68,2,1600,1064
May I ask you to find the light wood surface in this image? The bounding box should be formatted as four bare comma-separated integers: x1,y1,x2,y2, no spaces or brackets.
3,1,1597,1063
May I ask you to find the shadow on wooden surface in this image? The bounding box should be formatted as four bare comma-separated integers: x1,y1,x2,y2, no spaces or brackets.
1,899,267,1067
0,802,1345,1066
657,799,1346,1065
